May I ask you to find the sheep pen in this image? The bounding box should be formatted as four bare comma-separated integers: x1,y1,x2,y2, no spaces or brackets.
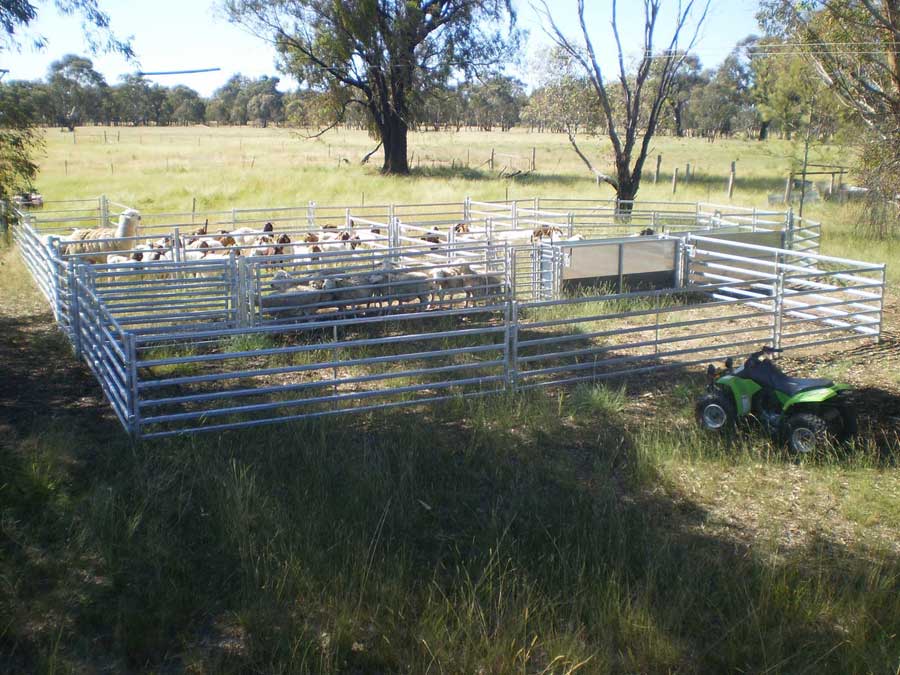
11,195,885,438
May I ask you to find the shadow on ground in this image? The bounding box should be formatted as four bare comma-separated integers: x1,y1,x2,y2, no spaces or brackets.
0,280,897,673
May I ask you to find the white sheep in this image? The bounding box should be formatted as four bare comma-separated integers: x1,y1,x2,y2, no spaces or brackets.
230,221,274,245
381,267,435,310
260,284,333,320
431,262,476,308
322,276,377,315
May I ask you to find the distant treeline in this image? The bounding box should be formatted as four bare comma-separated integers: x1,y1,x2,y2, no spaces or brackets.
8,40,855,141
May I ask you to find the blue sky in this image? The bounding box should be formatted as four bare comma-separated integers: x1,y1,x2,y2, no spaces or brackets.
1,0,762,96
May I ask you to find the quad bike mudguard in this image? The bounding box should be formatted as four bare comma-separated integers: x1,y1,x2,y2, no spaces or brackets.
716,374,761,416
782,383,851,411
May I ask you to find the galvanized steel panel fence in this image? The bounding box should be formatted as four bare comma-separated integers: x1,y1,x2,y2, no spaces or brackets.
10,196,881,440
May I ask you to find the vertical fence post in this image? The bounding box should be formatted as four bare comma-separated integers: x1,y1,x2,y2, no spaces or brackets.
48,237,62,323
671,168,679,195
674,239,685,288
172,227,182,264
228,249,238,327
69,262,82,358
773,257,785,351
786,208,795,250
617,243,625,293
654,154,662,184
728,161,736,198
236,255,249,327
307,201,316,227
875,267,885,345
654,292,661,355
126,332,140,441
509,299,518,391
99,195,109,228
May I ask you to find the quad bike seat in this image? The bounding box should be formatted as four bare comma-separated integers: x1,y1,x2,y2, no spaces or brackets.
745,359,833,396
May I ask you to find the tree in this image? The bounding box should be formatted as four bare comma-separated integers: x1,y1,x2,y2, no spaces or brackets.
224,0,519,174
759,0,900,234
463,76,526,131
245,76,284,127
0,83,41,198
689,47,755,139
521,47,602,135
0,1,131,202
0,1,133,56
46,54,106,129
659,53,704,137
167,85,206,125
540,0,710,206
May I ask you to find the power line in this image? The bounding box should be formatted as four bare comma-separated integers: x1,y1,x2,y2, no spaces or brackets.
136,68,222,76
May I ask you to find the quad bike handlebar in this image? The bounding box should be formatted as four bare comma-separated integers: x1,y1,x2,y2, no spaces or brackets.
750,346,782,360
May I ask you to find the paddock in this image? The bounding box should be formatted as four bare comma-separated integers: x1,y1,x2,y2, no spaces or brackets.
11,195,882,439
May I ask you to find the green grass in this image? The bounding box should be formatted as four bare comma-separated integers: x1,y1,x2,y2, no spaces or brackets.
2,127,899,673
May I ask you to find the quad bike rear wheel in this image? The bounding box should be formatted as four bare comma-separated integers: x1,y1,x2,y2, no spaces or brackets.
784,412,829,454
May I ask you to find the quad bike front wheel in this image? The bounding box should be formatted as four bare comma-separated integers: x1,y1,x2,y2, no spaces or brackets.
821,404,858,443
784,412,829,454
696,390,736,433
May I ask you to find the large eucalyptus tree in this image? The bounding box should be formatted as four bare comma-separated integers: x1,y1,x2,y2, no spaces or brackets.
224,0,520,174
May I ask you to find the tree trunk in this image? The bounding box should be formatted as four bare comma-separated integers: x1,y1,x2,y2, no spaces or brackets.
674,103,684,138
758,120,769,141
616,176,639,215
380,112,409,175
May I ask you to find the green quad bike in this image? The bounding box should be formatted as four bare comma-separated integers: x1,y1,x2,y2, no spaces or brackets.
696,346,857,454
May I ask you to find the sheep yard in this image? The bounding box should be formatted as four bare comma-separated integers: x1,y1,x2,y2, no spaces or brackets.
2,127,900,674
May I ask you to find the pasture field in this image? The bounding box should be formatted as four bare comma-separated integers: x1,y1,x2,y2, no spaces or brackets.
1,126,899,673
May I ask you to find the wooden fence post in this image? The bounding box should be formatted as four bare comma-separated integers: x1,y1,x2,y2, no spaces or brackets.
654,154,661,183
490,148,495,171
671,167,679,194
784,173,793,204
727,161,736,198
531,147,536,171
685,162,691,183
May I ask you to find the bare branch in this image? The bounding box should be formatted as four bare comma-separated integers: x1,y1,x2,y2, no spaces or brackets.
361,141,383,165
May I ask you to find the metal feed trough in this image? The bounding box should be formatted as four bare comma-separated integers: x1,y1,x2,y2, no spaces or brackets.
10,195,880,439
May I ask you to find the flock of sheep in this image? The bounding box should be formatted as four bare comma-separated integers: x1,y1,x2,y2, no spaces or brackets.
260,259,507,320
38,208,512,322
35,206,664,324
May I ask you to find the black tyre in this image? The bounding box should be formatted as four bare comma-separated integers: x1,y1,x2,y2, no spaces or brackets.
821,403,858,443
837,404,858,442
696,390,736,433
784,412,829,454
